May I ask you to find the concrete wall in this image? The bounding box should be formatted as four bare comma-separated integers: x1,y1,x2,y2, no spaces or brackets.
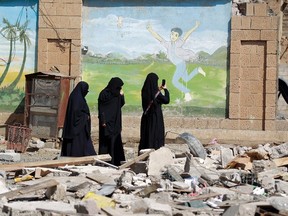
1,0,288,145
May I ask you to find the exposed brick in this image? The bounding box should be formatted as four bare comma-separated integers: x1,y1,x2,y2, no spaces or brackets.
249,106,264,119
254,3,267,16
250,53,264,67
261,30,278,40
231,16,242,30
194,118,208,129
229,93,239,105
71,40,81,52
241,68,262,81
230,79,240,93
220,119,239,129
239,120,263,130
265,106,276,120
240,106,250,119
182,118,196,128
230,40,241,54
229,66,240,80
241,17,251,29
240,54,251,67
38,39,48,52
229,106,240,119
266,54,278,67
265,120,276,131
265,93,277,106
265,80,277,94
242,30,261,40
71,51,81,65
38,51,48,64
230,54,241,66
69,17,82,29
65,29,81,40
245,3,254,16
251,17,270,30
206,118,220,129
231,30,244,41
250,81,264,93
66,3,82,16
241,43,253,54
70,64,81,76
266,67,277,80
271,16,279,30
239,80,250,92
267,41,278,54
40,3,57,16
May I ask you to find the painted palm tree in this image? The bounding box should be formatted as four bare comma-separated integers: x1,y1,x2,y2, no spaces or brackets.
8,21,31,90
0,18,18,86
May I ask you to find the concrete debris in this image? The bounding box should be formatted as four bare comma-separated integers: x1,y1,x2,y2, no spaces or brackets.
0,135,287,215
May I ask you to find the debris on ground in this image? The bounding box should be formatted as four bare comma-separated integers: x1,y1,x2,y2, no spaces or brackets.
0,133,287,215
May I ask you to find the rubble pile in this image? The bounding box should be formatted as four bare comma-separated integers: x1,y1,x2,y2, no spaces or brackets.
0,133,287,215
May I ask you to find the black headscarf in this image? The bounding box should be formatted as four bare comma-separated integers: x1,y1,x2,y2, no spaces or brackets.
141,73,159,112
106,77,124,96
62,81,90,139
98,77,124,136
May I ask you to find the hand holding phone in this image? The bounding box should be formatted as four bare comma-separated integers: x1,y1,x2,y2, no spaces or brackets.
161,79,166,87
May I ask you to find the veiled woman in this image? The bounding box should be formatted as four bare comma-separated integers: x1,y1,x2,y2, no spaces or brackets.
139,73,170,152
61,81,96,157
98,77,125,166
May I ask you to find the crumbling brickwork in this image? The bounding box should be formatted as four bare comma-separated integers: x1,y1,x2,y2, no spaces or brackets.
37,0,82,79
30,0,288,144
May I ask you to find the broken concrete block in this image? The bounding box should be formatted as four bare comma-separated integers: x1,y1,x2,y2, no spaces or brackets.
267,196,288,215
74,199,100,215
45,183,67,201
259,176,275,194
275,180,288,194
220,147,234,168
145,198,172,216
0,152,20,162
147,147,174,177
270,143,288,159
131,199,148,214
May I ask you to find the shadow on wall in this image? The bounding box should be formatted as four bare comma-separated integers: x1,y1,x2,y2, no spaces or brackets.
5,97,25,126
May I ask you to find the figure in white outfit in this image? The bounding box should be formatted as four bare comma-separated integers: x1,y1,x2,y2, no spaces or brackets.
147,21,206,102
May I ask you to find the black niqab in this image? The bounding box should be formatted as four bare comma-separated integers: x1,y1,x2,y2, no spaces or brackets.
61,81,96,156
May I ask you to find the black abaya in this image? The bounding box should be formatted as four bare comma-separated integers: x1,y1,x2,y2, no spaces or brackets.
61,81,96,157
98,77,125,166
139,73,170,152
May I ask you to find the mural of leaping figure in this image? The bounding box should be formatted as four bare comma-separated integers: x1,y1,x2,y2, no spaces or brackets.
147,21,206,102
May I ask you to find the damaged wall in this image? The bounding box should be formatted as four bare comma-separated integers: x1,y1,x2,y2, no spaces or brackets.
1,0,288,145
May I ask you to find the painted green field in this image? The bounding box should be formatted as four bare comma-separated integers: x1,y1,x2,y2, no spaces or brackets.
83,62,227,117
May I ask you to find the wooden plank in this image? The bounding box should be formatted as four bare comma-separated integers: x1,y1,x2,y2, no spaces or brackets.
273,157,288,167
0,179,59,200
0,154,111,171
118,149,154,170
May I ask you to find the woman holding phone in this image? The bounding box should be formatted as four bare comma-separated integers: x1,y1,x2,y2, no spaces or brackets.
139,72,170,152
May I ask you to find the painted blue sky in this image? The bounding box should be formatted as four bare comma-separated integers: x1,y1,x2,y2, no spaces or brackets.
0,1,37,70
82,1,231,57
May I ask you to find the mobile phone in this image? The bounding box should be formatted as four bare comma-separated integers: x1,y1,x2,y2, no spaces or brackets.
162,79,166,87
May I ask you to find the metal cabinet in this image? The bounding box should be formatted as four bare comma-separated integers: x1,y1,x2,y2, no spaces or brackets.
24,72,75,139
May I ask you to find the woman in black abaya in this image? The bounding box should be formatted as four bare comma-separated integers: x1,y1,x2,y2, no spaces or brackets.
98,77,125,166
61,81,96,157
139,72,170,152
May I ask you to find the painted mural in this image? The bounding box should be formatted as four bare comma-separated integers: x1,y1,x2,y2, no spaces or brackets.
82,0,231,116
0,0,37,111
